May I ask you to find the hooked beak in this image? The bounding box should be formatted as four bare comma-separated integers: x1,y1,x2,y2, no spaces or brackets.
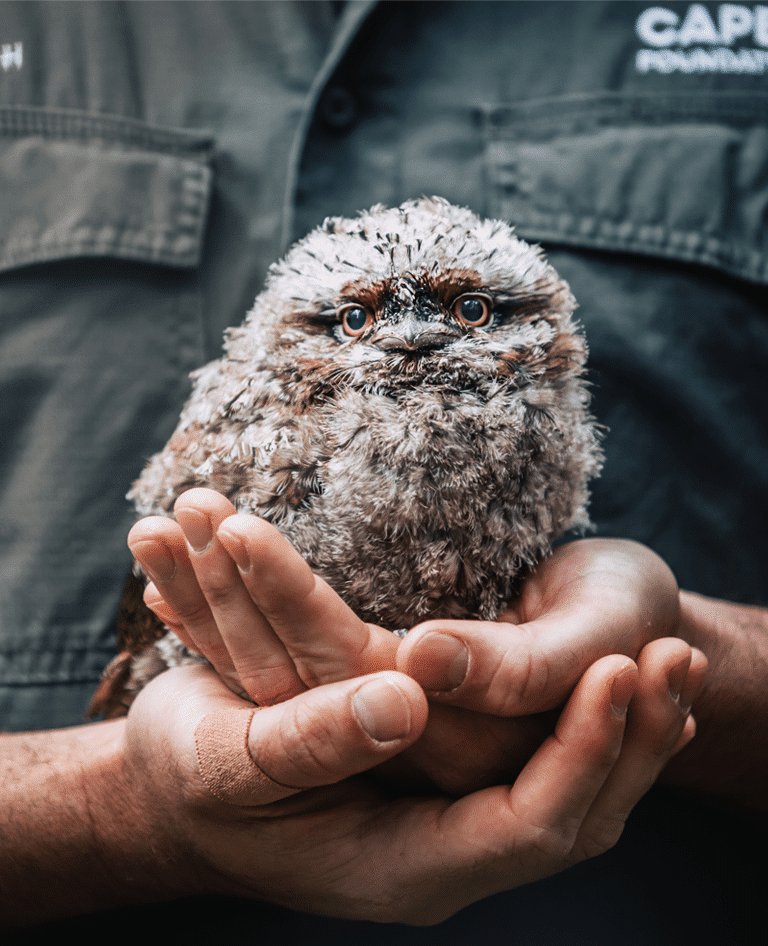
370,313,461,352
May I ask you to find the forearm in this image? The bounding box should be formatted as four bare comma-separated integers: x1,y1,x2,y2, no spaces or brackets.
0,720,185,926
661,590,768,814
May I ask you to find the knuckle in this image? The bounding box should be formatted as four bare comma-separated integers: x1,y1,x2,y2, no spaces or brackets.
198,575,235,609
648,715,688,762
240,666,304,706
175,599,213,628
587,735,623,773
508,798,581,864
293,660,328,689
289,623,375,689
486,646,545,716
523,818,581,865
573,815,627,861
294,646,360,688
273,700,350,784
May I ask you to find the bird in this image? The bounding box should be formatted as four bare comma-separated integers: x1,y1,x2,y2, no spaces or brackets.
90,196,603,717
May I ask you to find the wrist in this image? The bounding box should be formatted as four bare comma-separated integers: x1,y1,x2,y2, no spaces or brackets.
83,720,200,905
0,720,192,927
660,590,768,813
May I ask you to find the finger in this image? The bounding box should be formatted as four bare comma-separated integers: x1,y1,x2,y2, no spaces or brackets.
396,618,567,716
375,701,556,796
677,646,708,715
502,654,636,847
371,655,638,920
217,514,399,687
143,582,190,639
128,515,228,668
129,504,302,704
173,490,307,705
398,539,680,717
181,666,428,806
570,639,707,859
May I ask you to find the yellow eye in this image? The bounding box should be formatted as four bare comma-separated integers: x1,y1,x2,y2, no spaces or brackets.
338,303,373,337
452,293,493,327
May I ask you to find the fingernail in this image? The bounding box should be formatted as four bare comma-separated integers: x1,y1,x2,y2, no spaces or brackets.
218,527,251,574
176,508,213,553
405,633,468,692
678,648,706,714
668,655,691,703
611,667,637,717
132,541,176,583
352,679,412,742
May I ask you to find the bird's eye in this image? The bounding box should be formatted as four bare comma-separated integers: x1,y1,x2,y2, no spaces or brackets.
452,293,493,327
338,303,373,337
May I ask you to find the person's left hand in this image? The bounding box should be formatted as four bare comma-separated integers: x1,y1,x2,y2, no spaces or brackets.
128,488,704,793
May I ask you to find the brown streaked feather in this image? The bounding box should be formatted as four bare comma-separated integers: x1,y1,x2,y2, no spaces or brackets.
86,567,166,719
87,650,134,719
115,567,167,653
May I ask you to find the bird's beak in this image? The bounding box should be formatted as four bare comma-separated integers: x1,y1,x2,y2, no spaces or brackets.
370,313,461,352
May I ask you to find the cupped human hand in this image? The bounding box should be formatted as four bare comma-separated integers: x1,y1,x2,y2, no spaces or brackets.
398,537,684,716
391,538,701,790
127,490,547,791
117,641,699,925
127,489,398,707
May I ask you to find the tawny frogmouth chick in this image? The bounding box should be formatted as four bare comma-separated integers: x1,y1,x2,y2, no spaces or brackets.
91,197,602,717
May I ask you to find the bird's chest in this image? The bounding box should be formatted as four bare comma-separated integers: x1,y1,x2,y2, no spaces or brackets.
294,387,527,532
258,386,532,626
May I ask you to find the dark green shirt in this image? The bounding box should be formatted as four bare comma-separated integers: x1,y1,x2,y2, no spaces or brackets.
1,2,766,941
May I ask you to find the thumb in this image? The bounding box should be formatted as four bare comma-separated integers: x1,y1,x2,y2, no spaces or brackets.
195,671,429,805
397,606,639,717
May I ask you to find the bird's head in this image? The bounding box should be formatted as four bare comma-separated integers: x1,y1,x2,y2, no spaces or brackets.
228,197,585,402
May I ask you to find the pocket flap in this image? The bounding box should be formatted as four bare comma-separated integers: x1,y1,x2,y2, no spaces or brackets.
0,107,214,272
483,92,768,285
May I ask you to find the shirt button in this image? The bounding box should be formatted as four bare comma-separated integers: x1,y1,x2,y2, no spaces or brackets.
319,85,358,130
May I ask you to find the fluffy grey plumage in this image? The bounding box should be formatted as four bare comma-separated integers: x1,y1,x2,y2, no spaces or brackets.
102,197,603,708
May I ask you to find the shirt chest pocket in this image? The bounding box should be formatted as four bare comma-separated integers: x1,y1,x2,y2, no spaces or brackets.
479,92,768,604
0,106,214,273
0,107,216,709
481,91,768,285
